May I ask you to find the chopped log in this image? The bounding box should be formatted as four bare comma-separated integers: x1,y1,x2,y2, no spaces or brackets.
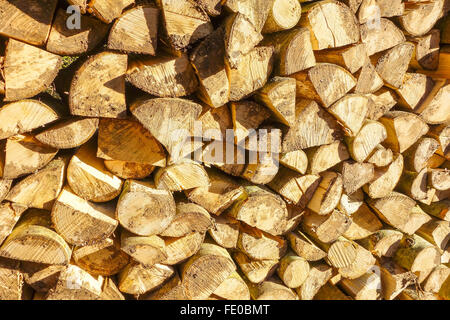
89,0,135,23
5,157,66,210
399,0,445,37
295,262,332,300
306,142,349,174
343,203,383,240
368,192,431,234
238,229,287,260
233,251,278,283
97,118,166,167
0,99,62,140
363,153,403,199
360,18,405,56
423,264,450,293
328,94,369,136
208,215,239,249
277,250,310,288
163,232,205,265
160,202,212,237
227,46,274,101
354,61,384,94
338,188,364,215
52,187,118,246
21,263,64,293
130,98,202,156
261,28,316,76
357,229,403,258
375,0,404,17
0,179,12,202
103,160,154,179
67,141,123,202
118,262,174,295
365,88,397,120
141,272,186,300
307,172,343,215
196,104,232,141
127,54,198,98
416,219,450,253
416,47,450,79
315,44,368,74
429,169,450,191
224,0,272,33
155,0,213,51
332,241,376,279
341,161,374,195
213,271,250,300
262,0,302,33
403,137,440,172
367,144,394,167
0,209,71,265
190,27,229,108
418,200,450,221
339,267,381,300
108,5,158,55
117,179,175,236
254,77,296,126
241,152,280,185
394,234,441,282
180,242,235,300
46,264,103,300
154,160,210,191
47,8,110,55
73,238,129,276
70,51,127,118
409,29,441,71
200,140,247,177
314,282,352,300
121,231,167,267
230,100,271,144
427,124,450,160
379,258,417,300
414,80,450,125
396,168,435,202
396,74,434,111
0,0,58,46
279,150,308,174
101,278,125,300
0,202,28,245
186,168,245,215
282,99,341,151
292,63,357,107
1,134,58,179
4,39,62,101
302,209,351,243
35,118,99,149
287,231,327,261
298,0,360,50
379,111,429,153
248,277,297,300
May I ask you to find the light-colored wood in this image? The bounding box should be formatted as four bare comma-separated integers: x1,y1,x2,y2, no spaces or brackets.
379,258,416,300
354,61,384,94
213,271,250,300
409,29,441,71
262,0,302,33
160,202,212,237
314,43,368,74
403,137,440,172
338,188,364,215
21,263,65,293
360,18,405,56
238,229,287,260
52,187,118,246
306,142,349,174
279,150,308,174
419,200,450,222
339,267,381,300
415,80,450,125
363,153,403,199
344,203,383,240
89,0,135,23
104,160,155,179
101,278,125,300
396,168,435,202
163,232,205,265
231,100,271,144
209,215,240,249
141,272,186,300
307,171,343,215
0,179,13,203
367,144,394,167
399,0,445,37
196,0,223,16
248,277,297,300
0,202,28,245
224,0,272,33
295,262,332,300
357,229,403,258
427,124,450,160
328,94,369,137
302,209,351,243
423,264,450,294
108,5,158,55
314,282,352,300
341,161,374,195
154,160,210,191
0,209,71,265
121,231,167,267
429,169,450,191
233,251,278,284
287,231,327,261
118,262,174,295
277,250,310,288
417,219,450,253
365,88,397,120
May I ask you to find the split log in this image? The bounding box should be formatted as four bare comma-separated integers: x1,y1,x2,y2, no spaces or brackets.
292,63,357,107
67,141,123,202
200,140,247,177
414,80,450,125
429,169,450,191
0,179,12,202
238,229,287,260
213,271,250,300
254,77,296,126
0,258,30,300
328,94,369,136
241,152,280,185
155,0,213,51
418,200,450,221
21,263,64,293
339,267,381,300
227,46,274,101
247,277,297,300
196,104,232,141
416,47,450,79
314,44,368,74
379,111,429,153
354,61,384,94
162,232,205,265
358,229,403,258
230,100,271,144
287,231,327,262
422,264,450,293
160,202,212,237
121,231,167,267
97,118,166,167
1,134,58,179
35,118,99,149
190,27,229,108
409,29,441,71
365,88,397,120
208,215,240,249
101,278,125,300
262,0,302,33
295,262,332,300
89,0,135,23
4,39,62,101
403,137,440,172
329,240,376,279
126,54,198,98
396,168,435,202
233,251,278,284
0,209,71,265
279,150,308,174
399,0,445,37
368,192,431,234
343,203,383,240
367,144,394,167
360,18,405,56
180,242,235,300
0,99,62,140
5,157,67,210
338,188,364,215
47,8,110,55
298,0,360,50
141,272,186,300
314,282,352,300
224,0,272,33
108,5,159,55
154,160,210,191
118,262,174,295
379,258,417,300
68,0,87,13
374,0,404,17
130,98,202,156
394,234,441,282
185,168,245,215
52,187,118,246
398,287,439,300
103,160,155,179
302,209,351,243
307,172,343,215
261,28,316,76
340,0,363,13
416,219,450,253
363,153,403,199
342,161,374,195
0,202,28,245
0,0,58,46
427,124,450,159
69,51,127,118
73,238,129,276
277,251,310,288
439,274,450,299
306,142,349,174
117,179,175,236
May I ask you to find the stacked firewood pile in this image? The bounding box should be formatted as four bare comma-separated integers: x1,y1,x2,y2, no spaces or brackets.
0,0,449,300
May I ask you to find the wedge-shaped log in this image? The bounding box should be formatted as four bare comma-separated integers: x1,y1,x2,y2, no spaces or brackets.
396,73,435,111
399,0,445,37
209,216,240,249
364,153,403,199
154,160,209,192
339,267,381,300
328,94,369,136
354,61,384,94
277,250,310,288
379,258,416,300
0,179,12,203
367,145,393,167
247,277,297,300
89,0,135,23
238,229,287,260
213,271,250,300
342,161,374,195
357,229,403,258
302,209,351,243
414,80,450,125
163,232,205,265
295,262,332,300
287,231,327,262
306,142,349,174
360,18,405,56
279,150,308,174
104,160,155,180
307,172,343,215
262,0,302,34
233,251,278,284
160,202,212,237
314,43,368,74
343,203,382,240
345,120,387,162
0,202,28,245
